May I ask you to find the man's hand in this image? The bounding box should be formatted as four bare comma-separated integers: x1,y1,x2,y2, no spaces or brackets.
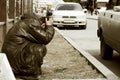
45,18,53,26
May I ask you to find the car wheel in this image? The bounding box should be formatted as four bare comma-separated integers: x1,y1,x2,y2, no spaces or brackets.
100,34,113,60
79,25,86,29
53,25,57,27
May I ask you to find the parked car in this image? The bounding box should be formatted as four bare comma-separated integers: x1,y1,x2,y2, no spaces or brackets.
97,6,120,59
52,2,87,29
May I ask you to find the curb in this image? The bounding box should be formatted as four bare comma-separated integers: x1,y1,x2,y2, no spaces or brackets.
55,27,120,80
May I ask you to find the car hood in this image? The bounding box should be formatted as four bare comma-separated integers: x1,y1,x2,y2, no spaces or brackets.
53,10,85,16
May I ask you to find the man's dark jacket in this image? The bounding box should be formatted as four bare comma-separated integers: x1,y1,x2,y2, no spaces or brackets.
1,13,55,75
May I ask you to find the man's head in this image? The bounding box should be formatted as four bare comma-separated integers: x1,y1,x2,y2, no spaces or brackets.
21,13,39,20
21,13,45,25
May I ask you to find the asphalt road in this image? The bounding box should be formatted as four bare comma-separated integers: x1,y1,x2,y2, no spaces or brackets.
59,19,120,78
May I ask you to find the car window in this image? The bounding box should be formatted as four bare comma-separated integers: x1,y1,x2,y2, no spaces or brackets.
55,3,82,11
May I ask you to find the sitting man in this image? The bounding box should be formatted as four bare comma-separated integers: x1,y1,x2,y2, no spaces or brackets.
1,13,55,79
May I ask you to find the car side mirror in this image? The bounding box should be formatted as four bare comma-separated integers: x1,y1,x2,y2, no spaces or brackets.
83,9,87,13
51,8,55,11
113,6,120,12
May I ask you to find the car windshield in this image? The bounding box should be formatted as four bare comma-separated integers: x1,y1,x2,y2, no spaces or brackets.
55,3,83,11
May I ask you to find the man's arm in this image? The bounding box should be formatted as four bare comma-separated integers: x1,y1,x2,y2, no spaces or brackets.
28,18,55,45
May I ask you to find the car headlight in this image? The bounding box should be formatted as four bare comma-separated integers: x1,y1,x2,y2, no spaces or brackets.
52,15,62,18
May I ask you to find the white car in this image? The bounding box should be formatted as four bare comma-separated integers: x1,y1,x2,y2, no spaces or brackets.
52,2,87,29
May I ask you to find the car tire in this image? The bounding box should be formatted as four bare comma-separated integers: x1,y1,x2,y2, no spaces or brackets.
79,25,86,29
100,34,113,60
82,25,86,29
53,25,57,27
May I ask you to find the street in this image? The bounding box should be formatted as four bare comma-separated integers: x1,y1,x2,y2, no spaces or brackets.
60,19,120,77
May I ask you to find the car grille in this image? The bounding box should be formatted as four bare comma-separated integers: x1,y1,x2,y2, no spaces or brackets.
62,16,76,18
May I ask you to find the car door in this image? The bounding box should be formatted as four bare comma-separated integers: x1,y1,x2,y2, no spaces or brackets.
102,12,120,53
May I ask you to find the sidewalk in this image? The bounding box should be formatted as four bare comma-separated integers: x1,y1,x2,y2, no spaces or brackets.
86,13,98,20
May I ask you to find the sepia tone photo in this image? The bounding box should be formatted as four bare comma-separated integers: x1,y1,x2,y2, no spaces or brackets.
0,0,120,80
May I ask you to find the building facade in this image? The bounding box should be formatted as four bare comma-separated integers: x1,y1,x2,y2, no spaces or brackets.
0,0,33,51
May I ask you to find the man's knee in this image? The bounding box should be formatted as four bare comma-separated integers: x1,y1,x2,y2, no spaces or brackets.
26,43,47,57
35,44,46,56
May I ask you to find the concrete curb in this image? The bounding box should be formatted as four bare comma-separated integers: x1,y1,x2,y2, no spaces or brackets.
55,27,119,80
